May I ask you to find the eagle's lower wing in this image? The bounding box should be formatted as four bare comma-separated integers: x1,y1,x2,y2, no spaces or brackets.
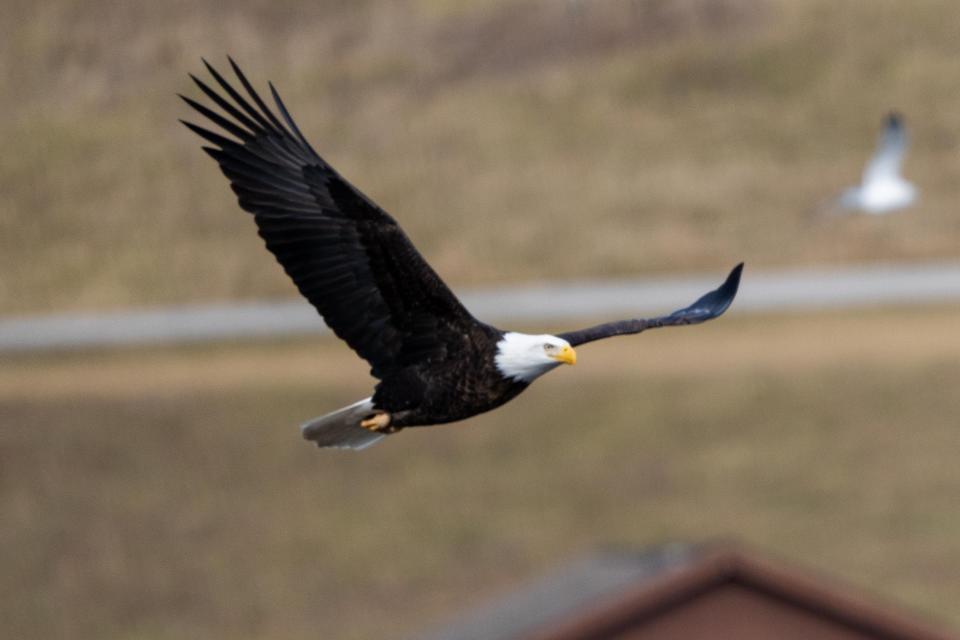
557,263,742,347
181,59,475,379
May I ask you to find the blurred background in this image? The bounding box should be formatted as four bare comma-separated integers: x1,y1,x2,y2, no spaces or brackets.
3,0,960,638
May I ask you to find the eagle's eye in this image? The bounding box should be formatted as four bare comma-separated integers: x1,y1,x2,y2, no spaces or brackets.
543,343,557,353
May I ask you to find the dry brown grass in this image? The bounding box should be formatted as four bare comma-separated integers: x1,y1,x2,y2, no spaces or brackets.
6,4,960,637
4,306,960,639
3,0,960,315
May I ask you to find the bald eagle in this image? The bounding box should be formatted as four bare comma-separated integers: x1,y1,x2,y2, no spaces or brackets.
181,60,743,450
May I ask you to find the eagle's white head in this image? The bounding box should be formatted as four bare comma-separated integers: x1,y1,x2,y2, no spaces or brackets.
494,332,577,383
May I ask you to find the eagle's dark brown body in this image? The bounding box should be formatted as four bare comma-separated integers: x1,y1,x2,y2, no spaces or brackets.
372,327,529,428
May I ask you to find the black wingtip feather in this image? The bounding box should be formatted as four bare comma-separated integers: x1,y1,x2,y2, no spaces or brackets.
202,58,283,136
180,119,239,148
180,93,254,142
669,261,743,323
228,57,291,136
269,82,315,153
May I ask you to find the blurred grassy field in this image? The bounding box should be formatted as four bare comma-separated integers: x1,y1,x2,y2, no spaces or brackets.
4,305,960,639
3,0,960,314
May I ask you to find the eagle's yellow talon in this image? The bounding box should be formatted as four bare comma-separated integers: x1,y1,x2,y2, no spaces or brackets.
360,412,392,432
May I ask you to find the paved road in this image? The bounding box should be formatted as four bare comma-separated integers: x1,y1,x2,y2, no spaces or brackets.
2,261,959,353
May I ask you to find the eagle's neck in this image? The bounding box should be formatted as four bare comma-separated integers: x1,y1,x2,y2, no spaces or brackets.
494,332,562,383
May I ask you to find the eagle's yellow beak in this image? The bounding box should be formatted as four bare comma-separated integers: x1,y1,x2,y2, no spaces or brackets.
553,345,577,365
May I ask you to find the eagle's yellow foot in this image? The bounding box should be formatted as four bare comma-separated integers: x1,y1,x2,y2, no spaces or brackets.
360,412,399,434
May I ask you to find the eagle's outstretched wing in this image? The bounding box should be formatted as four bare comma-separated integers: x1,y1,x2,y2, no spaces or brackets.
557,263,742,347
181,59,476,379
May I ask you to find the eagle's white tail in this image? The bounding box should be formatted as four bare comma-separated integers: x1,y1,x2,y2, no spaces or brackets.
300,397,385,450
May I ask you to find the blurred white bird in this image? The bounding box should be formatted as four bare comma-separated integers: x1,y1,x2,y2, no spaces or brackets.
833,112,917,215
